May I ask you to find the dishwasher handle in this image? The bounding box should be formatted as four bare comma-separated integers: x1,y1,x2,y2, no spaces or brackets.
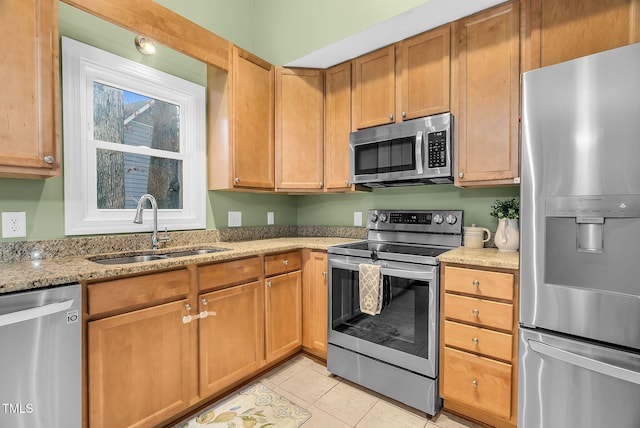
0,299,74,327
528,338,640,386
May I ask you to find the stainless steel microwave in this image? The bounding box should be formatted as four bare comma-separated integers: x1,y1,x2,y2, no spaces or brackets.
350,112,453,187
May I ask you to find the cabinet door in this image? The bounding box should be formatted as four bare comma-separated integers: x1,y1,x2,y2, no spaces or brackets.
352,46,396,129
523,0,640,71
453,0,520,186
275,67,324,191
265,271,302,362
302,251,328,358
324,62,353,191
88,300,191,428
199,281,265,397
396,25,451,121
231,46,274,189
0,0,59,178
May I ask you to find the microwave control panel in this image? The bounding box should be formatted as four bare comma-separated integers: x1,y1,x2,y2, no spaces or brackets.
427,131,448,168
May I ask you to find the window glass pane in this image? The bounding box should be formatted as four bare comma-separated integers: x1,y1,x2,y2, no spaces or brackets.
93,82,180,153
96,148,183,210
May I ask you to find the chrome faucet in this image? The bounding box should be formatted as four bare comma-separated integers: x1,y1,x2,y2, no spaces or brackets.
133,194,170,250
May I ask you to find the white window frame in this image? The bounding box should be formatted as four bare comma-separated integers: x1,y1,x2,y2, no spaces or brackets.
61,37,206,235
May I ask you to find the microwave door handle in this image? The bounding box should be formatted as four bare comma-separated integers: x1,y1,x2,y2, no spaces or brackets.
415,131,424,175
0,299,74,328
528,339,640,386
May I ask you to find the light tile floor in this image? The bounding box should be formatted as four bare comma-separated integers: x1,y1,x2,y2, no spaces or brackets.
259,354,482,428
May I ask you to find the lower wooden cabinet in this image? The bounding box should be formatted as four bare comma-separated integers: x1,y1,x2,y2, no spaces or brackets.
265,270,302,362
198,280,265,397
302,250,328,359
440,263,519,428
87,269,193,428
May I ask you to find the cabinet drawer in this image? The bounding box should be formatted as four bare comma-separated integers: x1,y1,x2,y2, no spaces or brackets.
444,320,512,361
444,266,514,301
444,294,513,331
443,347,512,420
199,256,262,292
265,251,301,276
88,269,190,316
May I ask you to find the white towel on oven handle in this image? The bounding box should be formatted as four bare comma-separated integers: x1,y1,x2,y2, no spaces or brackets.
358,263,384,315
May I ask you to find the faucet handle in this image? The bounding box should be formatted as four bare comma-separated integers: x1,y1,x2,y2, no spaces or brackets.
159,226,170,243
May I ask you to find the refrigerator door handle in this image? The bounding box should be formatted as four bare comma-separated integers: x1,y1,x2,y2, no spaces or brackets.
528,339,640,386
0,299,74,327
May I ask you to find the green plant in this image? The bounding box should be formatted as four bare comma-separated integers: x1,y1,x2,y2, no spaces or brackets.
490,198,520,219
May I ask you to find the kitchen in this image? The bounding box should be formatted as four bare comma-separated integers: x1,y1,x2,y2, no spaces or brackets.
0,0,639,427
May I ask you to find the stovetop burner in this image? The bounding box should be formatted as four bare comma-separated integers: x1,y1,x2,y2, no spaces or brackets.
328,209,463,265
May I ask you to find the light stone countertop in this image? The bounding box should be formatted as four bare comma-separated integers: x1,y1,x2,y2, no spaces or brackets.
438,247,519,270
0,237,360,294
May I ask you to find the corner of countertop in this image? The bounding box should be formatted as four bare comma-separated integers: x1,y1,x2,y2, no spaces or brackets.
438,247,519,270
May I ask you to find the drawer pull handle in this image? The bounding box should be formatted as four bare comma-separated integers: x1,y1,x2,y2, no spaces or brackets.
283,259,289,266
185,303,192,311
201,298,208,305
472,337,479,345
267,281,272,287
472,280,480,287
471,379,478,388
472,308,480,316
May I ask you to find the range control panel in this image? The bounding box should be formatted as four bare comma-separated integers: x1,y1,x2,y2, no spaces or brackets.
367,209,463,234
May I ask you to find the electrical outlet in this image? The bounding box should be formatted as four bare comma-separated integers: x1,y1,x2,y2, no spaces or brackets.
2,212,27,238
228,211,242,227
267,212,274,225
354,211,363,227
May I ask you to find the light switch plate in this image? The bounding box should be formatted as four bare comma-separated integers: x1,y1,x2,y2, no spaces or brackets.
2,212,27,238
267,212,274,225
228,211,242,227
354,211,363,227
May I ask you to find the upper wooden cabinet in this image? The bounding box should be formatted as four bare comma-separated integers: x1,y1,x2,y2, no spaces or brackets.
0,0,59,179
275,67,324,191
324,62,353,191
522,0,640,71
396,25,451,121
453,0,521,187
352,46,396,129
209,46,274,190
352,25,451,131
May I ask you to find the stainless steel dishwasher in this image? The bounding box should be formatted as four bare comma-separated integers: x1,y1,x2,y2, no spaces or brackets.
0,283,81,428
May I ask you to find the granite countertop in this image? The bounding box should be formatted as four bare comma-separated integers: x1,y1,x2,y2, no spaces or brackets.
438,247,519,270
0,237,359,295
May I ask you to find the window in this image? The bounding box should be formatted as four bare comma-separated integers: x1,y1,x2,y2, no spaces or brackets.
61,37,206,235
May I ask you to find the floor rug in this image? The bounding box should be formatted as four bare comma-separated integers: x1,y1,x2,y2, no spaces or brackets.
174,383,311,427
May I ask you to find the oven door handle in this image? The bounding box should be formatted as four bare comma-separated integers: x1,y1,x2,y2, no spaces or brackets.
330,260,436,282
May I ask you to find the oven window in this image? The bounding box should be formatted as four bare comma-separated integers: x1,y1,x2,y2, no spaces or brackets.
330,267,430,358
354,137,416,175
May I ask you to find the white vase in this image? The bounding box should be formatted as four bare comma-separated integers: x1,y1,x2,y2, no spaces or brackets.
495,218,520,252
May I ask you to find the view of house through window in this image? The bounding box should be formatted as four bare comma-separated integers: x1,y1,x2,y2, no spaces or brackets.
93,83,183,210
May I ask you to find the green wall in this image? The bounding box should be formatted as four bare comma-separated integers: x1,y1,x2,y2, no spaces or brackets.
296,186,519,232
0,1,519,241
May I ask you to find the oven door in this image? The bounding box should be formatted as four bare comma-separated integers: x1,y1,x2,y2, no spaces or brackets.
328,254,439,378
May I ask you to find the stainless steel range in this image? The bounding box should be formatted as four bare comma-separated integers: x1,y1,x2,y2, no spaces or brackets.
327,209,463,416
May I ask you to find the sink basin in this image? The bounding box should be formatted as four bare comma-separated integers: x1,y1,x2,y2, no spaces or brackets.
92,254,169,265
90,247,230,265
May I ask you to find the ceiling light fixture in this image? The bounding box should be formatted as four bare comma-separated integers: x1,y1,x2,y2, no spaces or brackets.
134,35,157,55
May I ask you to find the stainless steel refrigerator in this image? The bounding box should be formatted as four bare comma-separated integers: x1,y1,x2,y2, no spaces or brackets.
519,43,640,427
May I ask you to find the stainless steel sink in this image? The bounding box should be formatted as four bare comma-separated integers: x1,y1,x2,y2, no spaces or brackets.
90,247,230,265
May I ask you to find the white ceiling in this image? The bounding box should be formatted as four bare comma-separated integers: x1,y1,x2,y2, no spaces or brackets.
284,0,507,68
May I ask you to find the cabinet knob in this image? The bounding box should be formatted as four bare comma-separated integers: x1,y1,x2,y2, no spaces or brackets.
472,337,479,345
201,298,208,305
185,303,192,311
345,180,350,186
319,182,323,188
234,177,240,184
458,172,464,178
472,308,480,317
472,279,480,287
388,114,394,121
267,281,272,287
43,156,54,164
471,379,478,388
322,271,327,278
283,259,289,266
401,111,406,118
